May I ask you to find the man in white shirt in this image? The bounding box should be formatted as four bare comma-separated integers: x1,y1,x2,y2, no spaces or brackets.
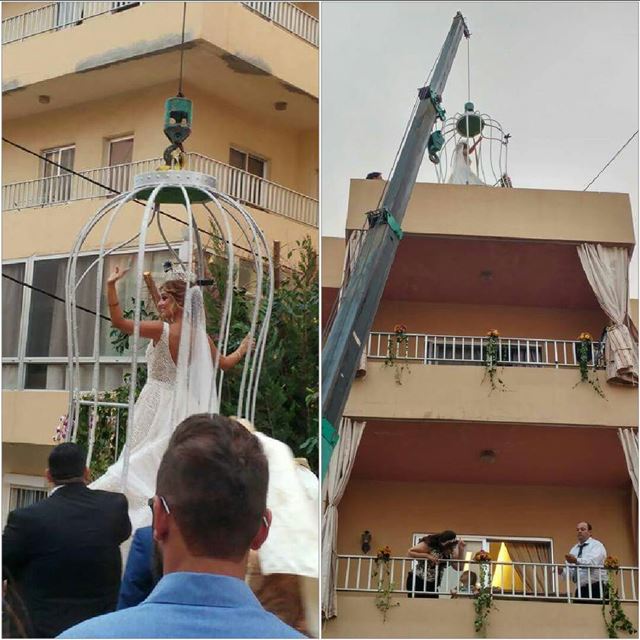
562,521,608,600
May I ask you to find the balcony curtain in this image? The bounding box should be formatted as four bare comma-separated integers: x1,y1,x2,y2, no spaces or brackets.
321,417,366,619
618,428,638,497
577,244,638,385
504,542,550,595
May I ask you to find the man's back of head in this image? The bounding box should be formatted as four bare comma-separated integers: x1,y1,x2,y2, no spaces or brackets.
47,442,87,485
156,413,269,562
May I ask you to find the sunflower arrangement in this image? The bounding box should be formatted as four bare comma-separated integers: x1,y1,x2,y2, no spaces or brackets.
483,329,506,392
575,331,605,399
372,545,398,622
472,550,495,636
601,555,636,637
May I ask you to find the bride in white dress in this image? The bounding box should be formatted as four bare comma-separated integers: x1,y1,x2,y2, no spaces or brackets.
91,266,251,531
91,265,319,615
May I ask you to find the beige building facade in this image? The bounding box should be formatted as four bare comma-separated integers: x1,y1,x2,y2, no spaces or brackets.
322,180,638,637
2,1,318,521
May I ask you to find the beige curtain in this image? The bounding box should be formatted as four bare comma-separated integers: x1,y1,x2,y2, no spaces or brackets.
505,542,550,595
577,244,638,384
618,428,639,497
321,417,366,619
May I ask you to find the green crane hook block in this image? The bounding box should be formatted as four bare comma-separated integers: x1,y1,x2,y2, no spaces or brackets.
164,96,193,145
456,101,484,138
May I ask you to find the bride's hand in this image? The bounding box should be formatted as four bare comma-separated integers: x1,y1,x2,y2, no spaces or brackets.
107,265,130,284
240,334,255,354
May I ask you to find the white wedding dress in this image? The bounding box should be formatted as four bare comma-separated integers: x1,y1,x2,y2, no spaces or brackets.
90,286,318,582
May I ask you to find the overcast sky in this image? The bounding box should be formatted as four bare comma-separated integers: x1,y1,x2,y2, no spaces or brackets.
321,1,639,293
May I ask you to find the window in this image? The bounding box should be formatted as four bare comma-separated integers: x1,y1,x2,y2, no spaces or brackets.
410,533,553,596
2,474,49,525
3,249,175,391
2,263,25,358
228,147,267,207
41,145,75,205
107,136,134,193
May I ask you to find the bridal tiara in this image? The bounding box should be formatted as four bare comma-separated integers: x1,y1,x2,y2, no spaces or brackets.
162,261,213,287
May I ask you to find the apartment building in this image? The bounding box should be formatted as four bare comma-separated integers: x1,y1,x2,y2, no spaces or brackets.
1,1,318,521
322,179,638,637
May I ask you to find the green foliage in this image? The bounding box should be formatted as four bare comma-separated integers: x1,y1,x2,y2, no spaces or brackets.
208,236,319,473
372,557,399,622
575,338,606,399
473,562,495,636
602,571,637,638
109,299,157,353
482,332,506,393
384,329,410,385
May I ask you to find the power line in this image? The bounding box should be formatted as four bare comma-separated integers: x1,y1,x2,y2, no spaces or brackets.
583,130,638,191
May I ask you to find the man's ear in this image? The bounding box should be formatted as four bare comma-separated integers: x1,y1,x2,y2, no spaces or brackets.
153,498,170,543
250,509,272,551
83,467,91,483
45,468,54,484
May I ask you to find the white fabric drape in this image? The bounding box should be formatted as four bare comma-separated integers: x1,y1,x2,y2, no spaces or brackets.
618,428,639,497
321,417,366,619
577,244,638,384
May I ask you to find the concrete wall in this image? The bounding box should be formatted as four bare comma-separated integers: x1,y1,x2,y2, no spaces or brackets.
346,180,635,247
346,362,636,427
3,80,317,196
325,594,639,638
3,391,69,445
4,3,318,98
337,479,636,566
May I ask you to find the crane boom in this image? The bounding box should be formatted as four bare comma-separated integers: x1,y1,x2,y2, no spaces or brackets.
322,12,470,476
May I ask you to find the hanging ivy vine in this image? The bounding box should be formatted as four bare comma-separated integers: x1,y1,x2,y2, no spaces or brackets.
473,550,495,636
574,332,606,399
482,330,506,392
384,324,411,385
372,546,399,622
601,556,636,638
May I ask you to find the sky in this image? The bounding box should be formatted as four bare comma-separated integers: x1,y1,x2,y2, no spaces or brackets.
321,1,639,293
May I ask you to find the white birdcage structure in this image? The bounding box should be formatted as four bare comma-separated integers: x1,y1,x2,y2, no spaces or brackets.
65,167,273,484
428,101,512,187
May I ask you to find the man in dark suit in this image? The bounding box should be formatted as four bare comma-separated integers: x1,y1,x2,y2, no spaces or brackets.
2,442,131,637
117,526,156,610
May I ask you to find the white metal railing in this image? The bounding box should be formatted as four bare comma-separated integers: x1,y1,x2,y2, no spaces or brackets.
242,2,318,47
336,555,638,603
2,152,318,226
2,2,141,45
368,332,603,369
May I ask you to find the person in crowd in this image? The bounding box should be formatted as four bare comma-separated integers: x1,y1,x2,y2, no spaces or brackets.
406,530,466,598
560,521,608,601
117,526,156,610
457,570,479,595
59,413,304,638
2,443,131,637
365,171,383,179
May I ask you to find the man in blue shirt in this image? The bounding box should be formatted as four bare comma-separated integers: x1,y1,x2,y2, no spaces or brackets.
60,414,304,638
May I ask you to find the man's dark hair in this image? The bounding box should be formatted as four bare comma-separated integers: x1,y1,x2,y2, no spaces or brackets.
47,443,86,483
365,171,382,179
156,414,268,560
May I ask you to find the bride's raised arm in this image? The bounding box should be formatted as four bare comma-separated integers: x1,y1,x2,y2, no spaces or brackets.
107,266,164,341
207,334,252,371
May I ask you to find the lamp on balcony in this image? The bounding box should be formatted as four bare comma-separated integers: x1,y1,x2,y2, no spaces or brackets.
361,530,372,554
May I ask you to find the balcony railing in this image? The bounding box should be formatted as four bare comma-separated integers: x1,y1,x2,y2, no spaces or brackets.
2,2,141,45
2,152,318,226
368,332,603,369
336,555,638,603
242,2,318,47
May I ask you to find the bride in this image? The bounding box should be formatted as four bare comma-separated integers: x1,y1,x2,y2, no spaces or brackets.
91,265,318,597
90,265,251,531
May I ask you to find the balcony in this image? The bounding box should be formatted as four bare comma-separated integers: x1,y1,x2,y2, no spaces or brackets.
241,2,318,47
2,2,142,45
336,555,638,603
2,2,318,47
2,152,318,227
327,556,639,638
368,331,603,369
